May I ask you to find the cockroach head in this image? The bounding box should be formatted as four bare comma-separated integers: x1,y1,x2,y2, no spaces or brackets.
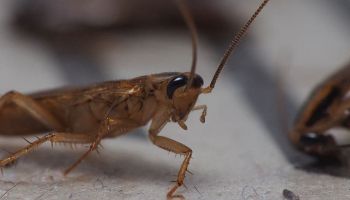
166,72,203,121
166,0,269,123
289,129,339,157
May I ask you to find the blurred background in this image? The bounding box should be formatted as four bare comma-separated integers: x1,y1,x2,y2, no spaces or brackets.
0,0,350,199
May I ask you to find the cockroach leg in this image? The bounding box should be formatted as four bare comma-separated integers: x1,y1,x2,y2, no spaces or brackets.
149,134,192,200
149,110,192,200
192,105,207,123
63,136,101,175
0,91,63,130
178,121,188,130
63,117,139,175
0,133,93,168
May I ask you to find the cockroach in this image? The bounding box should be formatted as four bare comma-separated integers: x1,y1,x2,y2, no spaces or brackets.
0,0,270,199
289,63,350,158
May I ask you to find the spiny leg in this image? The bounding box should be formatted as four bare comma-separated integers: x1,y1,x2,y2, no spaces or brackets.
63,117,139,175
149,134,192,200
63,136,101,175
0,91,63,130
0,148,16,168
63,116,112,175
0,133,93,167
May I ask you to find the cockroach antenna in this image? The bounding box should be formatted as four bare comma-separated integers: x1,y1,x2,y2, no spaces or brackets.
175,0,198,89
205,0,270,93
176,0,270,92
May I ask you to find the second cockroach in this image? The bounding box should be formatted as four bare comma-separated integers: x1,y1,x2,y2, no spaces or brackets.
0,0,270,199
290,63,350,159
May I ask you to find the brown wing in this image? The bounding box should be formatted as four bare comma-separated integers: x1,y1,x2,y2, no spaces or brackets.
294,64,350,130
0,78,144,135
0,72,180,136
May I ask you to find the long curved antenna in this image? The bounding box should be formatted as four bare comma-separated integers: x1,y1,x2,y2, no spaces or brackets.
175,0,198,88
205,0,270,93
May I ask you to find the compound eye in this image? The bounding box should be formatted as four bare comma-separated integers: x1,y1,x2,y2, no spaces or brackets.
300,133,328,146
167,75,188,99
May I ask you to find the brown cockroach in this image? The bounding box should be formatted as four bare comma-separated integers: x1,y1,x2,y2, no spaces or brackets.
289,63,350,158
0,0,269,199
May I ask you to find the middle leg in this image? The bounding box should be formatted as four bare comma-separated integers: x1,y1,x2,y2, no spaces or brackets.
63,117,141,175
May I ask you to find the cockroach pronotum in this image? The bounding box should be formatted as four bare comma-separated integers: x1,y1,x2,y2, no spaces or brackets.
0,0,270,199
289,63,350,159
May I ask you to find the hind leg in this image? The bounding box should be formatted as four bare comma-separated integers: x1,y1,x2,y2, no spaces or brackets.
0,132,94,167
0,91,68,168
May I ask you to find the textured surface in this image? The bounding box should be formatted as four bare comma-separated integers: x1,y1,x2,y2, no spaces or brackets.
1,0,350,199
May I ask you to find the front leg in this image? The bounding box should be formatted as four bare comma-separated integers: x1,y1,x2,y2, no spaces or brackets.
192,105,207,123
148,107,192,200
149,134,192,200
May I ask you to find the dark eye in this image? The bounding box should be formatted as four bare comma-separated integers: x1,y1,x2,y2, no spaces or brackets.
300,133,328,146
167,75,188,99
